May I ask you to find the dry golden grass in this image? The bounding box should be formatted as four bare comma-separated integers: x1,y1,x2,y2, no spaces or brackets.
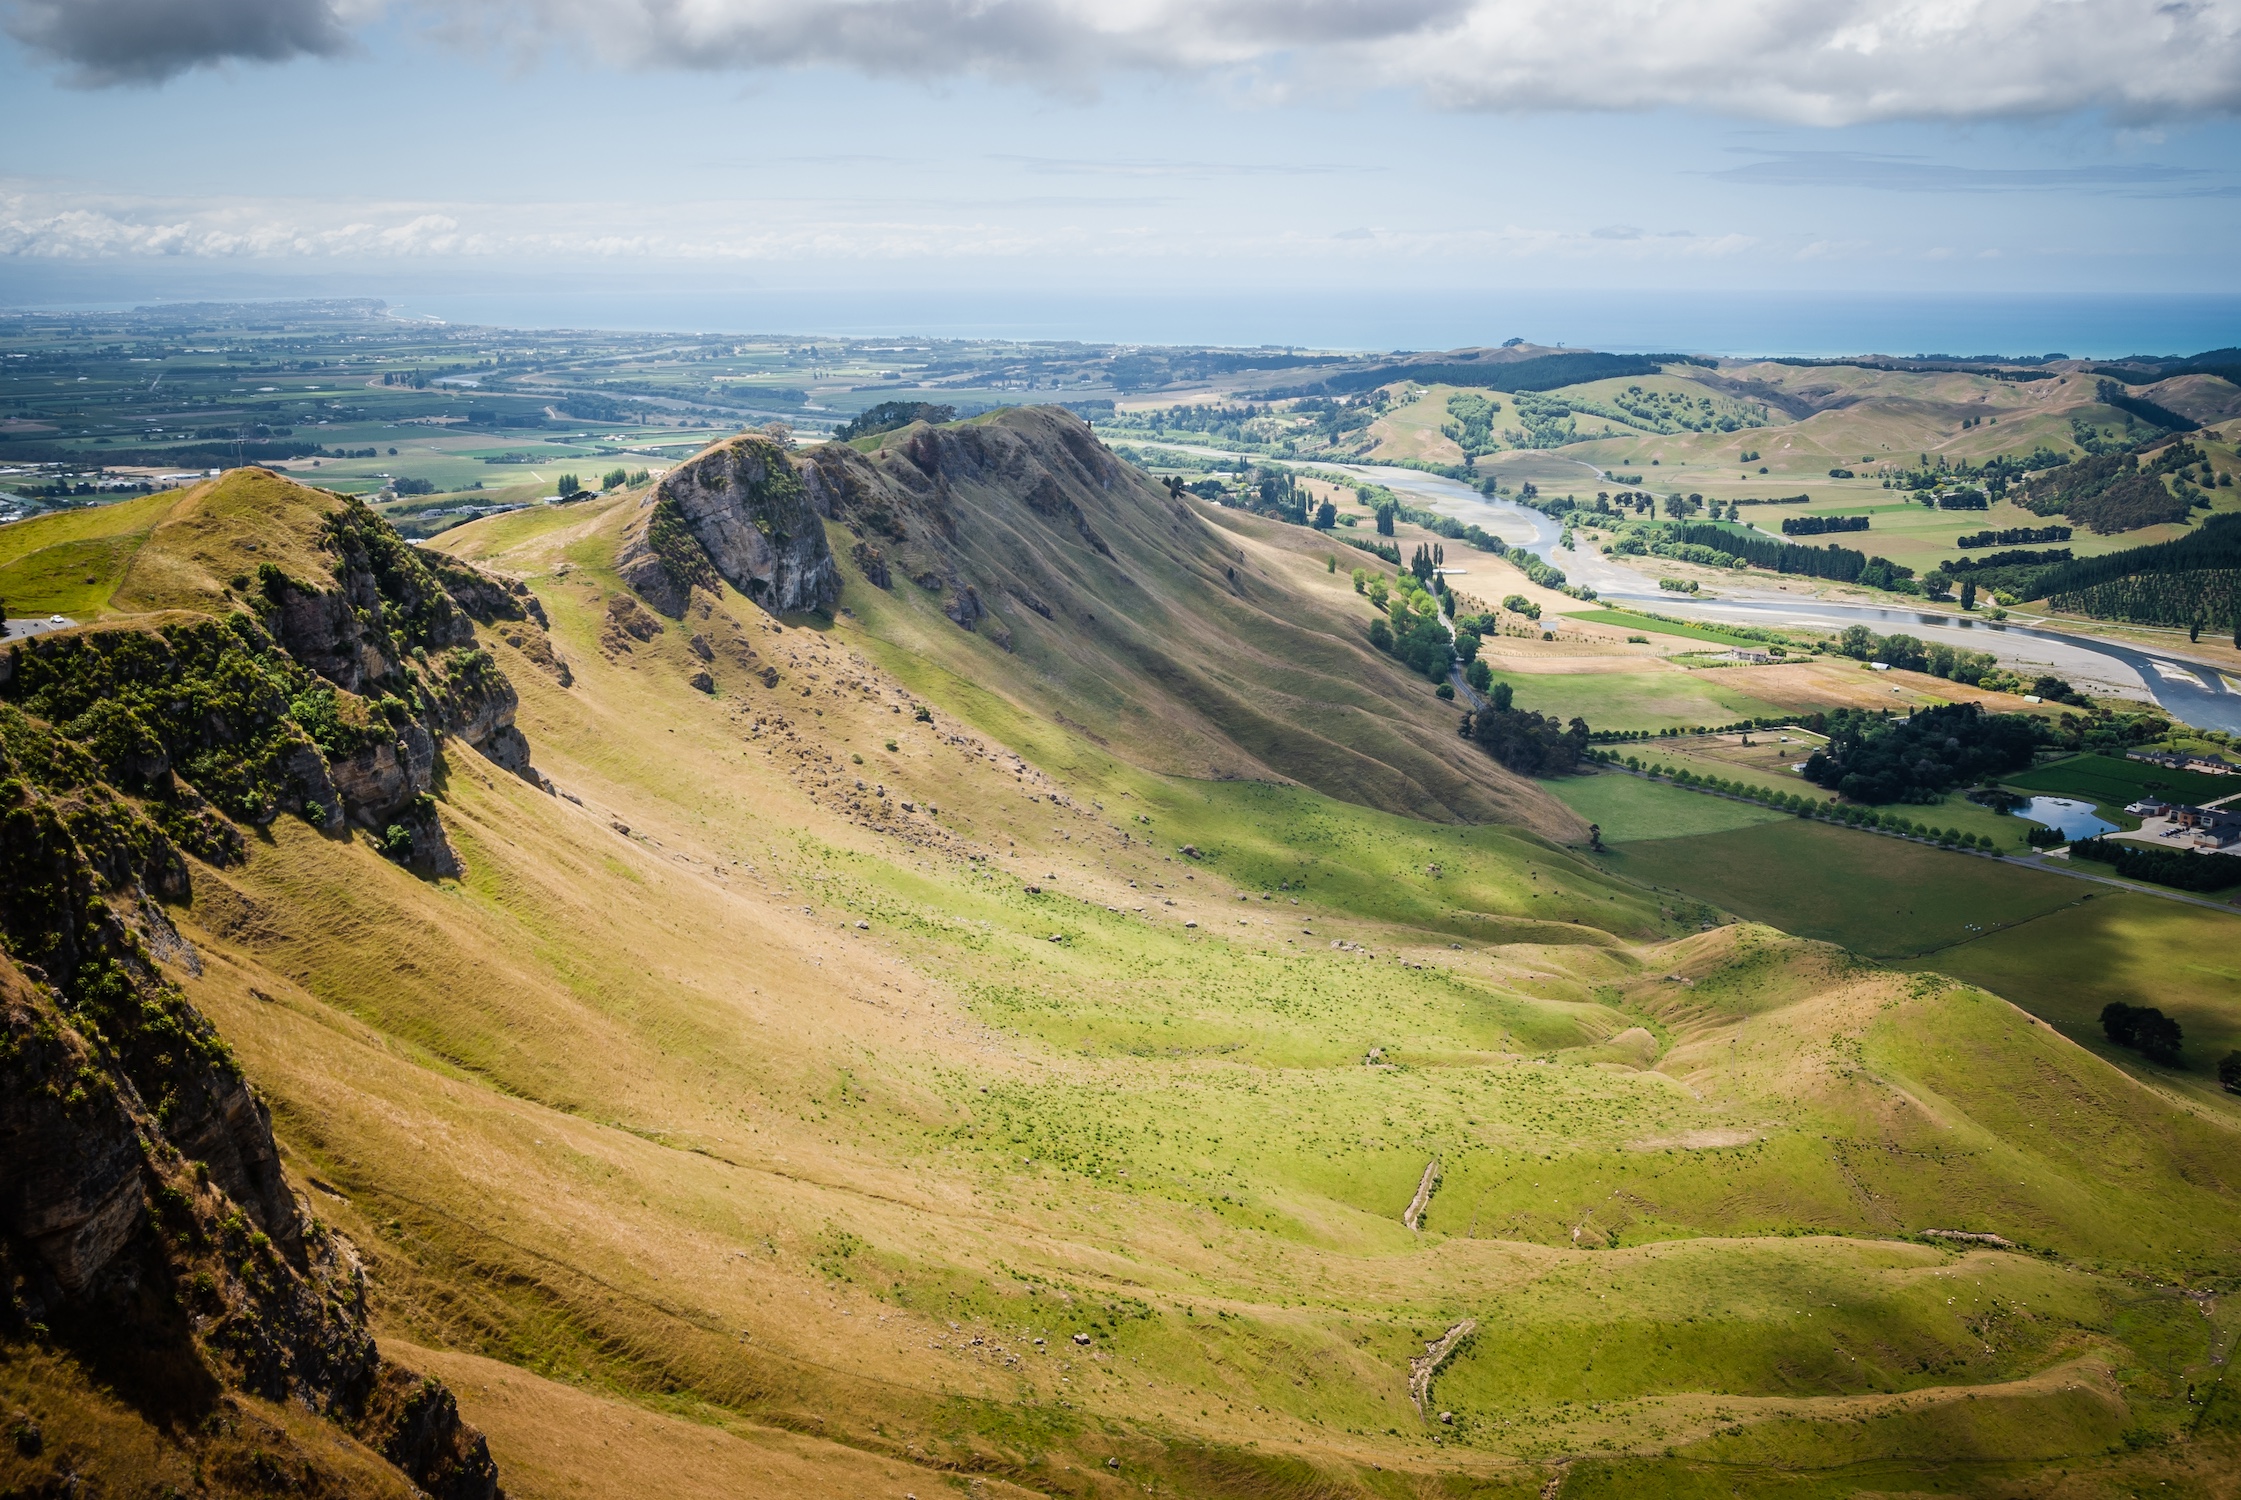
19,458,2237,1497
390,1341,1050,1500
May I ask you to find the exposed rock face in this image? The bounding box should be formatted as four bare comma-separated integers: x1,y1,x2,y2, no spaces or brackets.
804,407,1132,642
4,492,550,852
0,964,148,1291
622,434,840,618
0,748,500,1497
0,477,515,1492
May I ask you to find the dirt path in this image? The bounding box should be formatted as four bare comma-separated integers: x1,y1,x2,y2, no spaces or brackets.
1404,1157,1440,1232
1408,1319,1476,1414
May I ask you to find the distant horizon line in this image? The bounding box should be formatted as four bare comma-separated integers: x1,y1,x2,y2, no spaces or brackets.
5,285,2239,362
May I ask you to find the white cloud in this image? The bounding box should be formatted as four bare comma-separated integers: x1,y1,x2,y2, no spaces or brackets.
14,0,2241,124
0,181,1763,265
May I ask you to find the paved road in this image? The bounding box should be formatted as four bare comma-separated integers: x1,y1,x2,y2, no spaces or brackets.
2,615,76,641
1132,441,2241,733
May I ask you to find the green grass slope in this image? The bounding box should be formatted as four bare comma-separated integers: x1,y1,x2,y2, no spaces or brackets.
765,408,1573,833
8,453,2241,1498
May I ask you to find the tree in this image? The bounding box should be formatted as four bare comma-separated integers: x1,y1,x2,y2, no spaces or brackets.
556,473,582,497
2136,1010,2184,1064
1466,659,1491,692
1464,698,1590,776
1314,501,1337,530
1376,504,1396,537
2221,1051,2241,1094
837,401,955,441
1960,578,1977,610
2103,1001,2184,1064
602,467,629,490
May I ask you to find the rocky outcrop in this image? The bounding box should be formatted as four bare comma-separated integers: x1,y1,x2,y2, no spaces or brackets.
363,1362,505,1499
622,434,840,618
802,407,1134,641
0,745,500,1497
5,487,547,852
0,962,148,1291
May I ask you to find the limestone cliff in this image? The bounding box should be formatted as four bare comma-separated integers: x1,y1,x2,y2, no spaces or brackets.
799,407,1129,645
0,715,499,1498
1,481,549,874
619,433,840,618
0,472,534,1494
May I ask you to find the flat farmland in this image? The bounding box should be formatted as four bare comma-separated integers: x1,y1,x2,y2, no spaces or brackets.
1899,892,2241,1109
1543,768,1790,841
1593,814,2088,958
2006,751,2241,808
1476,654,1791,733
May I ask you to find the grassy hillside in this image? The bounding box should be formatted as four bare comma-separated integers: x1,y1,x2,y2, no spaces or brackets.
5,438,2240,1497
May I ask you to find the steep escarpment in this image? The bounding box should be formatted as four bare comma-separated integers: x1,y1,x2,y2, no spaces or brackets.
0,470,523,1495
619,408,1566,828
0,722,499,1498
618,433,840,618
814,407,1566,828
3,474,548,874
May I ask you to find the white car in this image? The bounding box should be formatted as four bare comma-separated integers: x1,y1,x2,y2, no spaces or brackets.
48,614,66,625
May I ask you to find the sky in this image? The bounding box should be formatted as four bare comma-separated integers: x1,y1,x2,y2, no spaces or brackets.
3,0,2241,350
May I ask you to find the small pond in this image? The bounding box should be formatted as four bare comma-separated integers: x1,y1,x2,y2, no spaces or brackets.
2017,795,2118,843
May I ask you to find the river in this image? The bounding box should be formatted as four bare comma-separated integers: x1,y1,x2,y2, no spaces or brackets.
1159,446,2241,735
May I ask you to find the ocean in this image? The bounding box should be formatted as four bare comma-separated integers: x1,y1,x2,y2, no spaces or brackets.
7,272,2239,359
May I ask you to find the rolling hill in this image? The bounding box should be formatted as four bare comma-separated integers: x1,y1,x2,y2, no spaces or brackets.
3,410,2239,1498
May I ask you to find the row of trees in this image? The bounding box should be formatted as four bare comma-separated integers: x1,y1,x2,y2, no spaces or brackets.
2070,838,2241,893
1829,624,2078,697
1957,525,2070,548
1666,522,1901,585
1780,514,1870,536
1590,749,2011,850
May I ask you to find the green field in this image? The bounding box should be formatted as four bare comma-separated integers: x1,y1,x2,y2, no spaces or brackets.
1561,607,1770,648
1597,815,2089,958
1544,768,1790,841
1901,892,2241,1104
1488,663,1791,736
1612,742,2056,852
0,488,178,614
2005,751,2241,808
